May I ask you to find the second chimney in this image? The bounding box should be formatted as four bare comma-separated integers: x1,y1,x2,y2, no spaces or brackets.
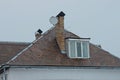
35,29,43,39
55,11,66,54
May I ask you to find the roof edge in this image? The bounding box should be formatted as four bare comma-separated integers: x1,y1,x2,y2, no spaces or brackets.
1,65,120,69
6,27,55,65
91,43,120,59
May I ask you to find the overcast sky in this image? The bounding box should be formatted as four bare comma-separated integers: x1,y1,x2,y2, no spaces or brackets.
0,0,120,58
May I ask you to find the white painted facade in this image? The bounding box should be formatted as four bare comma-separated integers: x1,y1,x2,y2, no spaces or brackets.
1,67,120,80
0,73,2,80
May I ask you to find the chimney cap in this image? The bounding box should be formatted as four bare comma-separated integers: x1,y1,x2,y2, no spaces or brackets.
37,29,43,34
57,11,65,17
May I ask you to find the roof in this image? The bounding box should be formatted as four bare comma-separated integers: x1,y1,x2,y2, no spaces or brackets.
1,27,119,67
0,42,30,65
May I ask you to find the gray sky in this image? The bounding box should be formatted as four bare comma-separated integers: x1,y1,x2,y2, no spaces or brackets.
0,0,120,58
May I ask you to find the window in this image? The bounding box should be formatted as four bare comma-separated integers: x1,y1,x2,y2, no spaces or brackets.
66,39,90,59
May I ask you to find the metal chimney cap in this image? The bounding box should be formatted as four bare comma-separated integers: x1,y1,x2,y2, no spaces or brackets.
37,29,43,34
57,11,65,17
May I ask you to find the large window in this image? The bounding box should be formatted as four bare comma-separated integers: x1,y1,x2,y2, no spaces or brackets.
66,39,90,59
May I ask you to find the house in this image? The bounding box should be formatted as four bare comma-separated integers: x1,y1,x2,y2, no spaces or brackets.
0,11,120,80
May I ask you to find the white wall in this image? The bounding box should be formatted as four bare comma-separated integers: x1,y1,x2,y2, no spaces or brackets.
6,67,120,80
0,73,2,80
0,69,8,80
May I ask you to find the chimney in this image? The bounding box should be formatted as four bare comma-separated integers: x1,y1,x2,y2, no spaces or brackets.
35,29,43,39
55,11,66,54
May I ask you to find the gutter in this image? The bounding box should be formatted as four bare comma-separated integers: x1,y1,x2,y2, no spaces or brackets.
3,65,120,69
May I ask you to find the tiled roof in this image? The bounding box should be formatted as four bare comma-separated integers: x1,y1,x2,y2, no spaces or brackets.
4,27,120,66
0,42,30,65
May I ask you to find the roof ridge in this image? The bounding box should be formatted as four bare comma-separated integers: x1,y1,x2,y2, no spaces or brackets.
6,27,54,65
0,41,30,45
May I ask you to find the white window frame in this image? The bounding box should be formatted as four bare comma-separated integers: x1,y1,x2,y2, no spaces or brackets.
67,39,90,59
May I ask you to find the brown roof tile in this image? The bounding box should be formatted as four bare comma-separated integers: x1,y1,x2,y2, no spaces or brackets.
0,42,30,65
6,27,120,66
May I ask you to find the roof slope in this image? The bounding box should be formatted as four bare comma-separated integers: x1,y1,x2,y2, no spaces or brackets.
6,27,120,66
0,42,30,65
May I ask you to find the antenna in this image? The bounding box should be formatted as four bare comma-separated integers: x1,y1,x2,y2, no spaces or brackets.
49,16,58,26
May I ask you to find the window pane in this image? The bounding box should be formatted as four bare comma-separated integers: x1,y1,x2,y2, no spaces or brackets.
77,42,82,57
69,40,76,57
82,41,89,57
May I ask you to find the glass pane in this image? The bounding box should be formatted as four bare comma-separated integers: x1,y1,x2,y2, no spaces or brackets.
77,42,82,57
69,40,76,57
82,41,89,58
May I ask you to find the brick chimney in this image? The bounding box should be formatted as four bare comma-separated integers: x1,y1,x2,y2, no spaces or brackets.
35,29,43,39
55,11,66,54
